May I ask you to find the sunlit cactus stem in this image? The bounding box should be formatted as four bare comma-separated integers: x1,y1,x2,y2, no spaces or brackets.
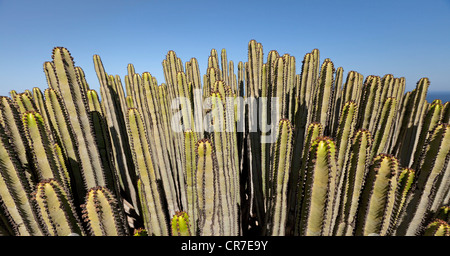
266,119,293,236
33,179,84,236
81,186,129,236
354,154,399,236
171,211,191,236
296,137,339,236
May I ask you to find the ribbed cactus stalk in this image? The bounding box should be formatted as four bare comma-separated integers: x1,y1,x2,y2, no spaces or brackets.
395,77,429,167
296,137,338,236
44,88,84,205
171,211,191,236
441,102,450,124
0,96,35,188
93,54,138,213
85,89,119,197
312,59,335,129
370,97,397,159
335,101,358,172
81,186,129,236
0,124,43,236
411,99,443,169
50,47,107,190
32,87,51,127
266,119,293,236
210,91,239,235
22,111,62,183
396,123,450,235
358,75,381,132
293,122,323,235
33,179,84,236
354,154,399,236
195,139,221,236
14,93,37,114
126,108,168,236
335,129,372,236
423,219,449,236
390,168,415,232
183,130,197,235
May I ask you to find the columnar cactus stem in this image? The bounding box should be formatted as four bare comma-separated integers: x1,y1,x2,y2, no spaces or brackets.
183,130,197,235
396,123,450,235
44,88,85,204
358,75,381,132
423,219,449,236
33,179,84,236
81,186,129,236
171,211,191,236
50,47,106,189
355,154,399,236
94,55,138,211
293,122,323,236
411,99,443,170
337,129,372,236
370,97,397,159
22,111,61,182
297,137,338,236
390,168,415,232
312,59,335,129
0,96,35,188
0,124,44,236
126,108,168,236
196,139,221,236
266,119,293,236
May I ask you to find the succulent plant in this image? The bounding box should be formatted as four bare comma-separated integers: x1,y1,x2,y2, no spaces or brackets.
0,40,448,237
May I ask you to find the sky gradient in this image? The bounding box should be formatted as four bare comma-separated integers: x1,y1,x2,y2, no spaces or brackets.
0,0,449,97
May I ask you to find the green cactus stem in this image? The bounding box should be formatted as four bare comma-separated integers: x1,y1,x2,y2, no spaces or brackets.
126,108,168,236
423,219,449,236
171,211,191,236
81,186,129,236
33,179,84,236
396,123,450,235
297,137,338,236
355,154,399,236
266,119,293,236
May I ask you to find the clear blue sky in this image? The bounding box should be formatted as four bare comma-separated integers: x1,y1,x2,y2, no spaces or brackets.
0,0,449,97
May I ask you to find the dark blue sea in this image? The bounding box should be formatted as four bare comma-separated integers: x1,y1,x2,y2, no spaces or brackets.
426,91,450,103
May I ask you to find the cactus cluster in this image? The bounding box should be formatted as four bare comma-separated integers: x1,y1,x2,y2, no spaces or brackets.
0,40,449,236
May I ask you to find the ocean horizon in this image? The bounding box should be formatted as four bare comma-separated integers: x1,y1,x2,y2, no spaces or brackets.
427,91,450,103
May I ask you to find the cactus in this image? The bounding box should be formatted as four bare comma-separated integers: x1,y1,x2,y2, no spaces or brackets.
22,111,62,183
81,186,129,236
33,179,84,236
395,123,450,235
423,219,449,236
335,129,372,236
171,211,191,236
0,121,44,236
266,119,294,236
195,139,221,236
296,137,339,236
0,41,449,237
126,108,168,236
354,154,399,236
